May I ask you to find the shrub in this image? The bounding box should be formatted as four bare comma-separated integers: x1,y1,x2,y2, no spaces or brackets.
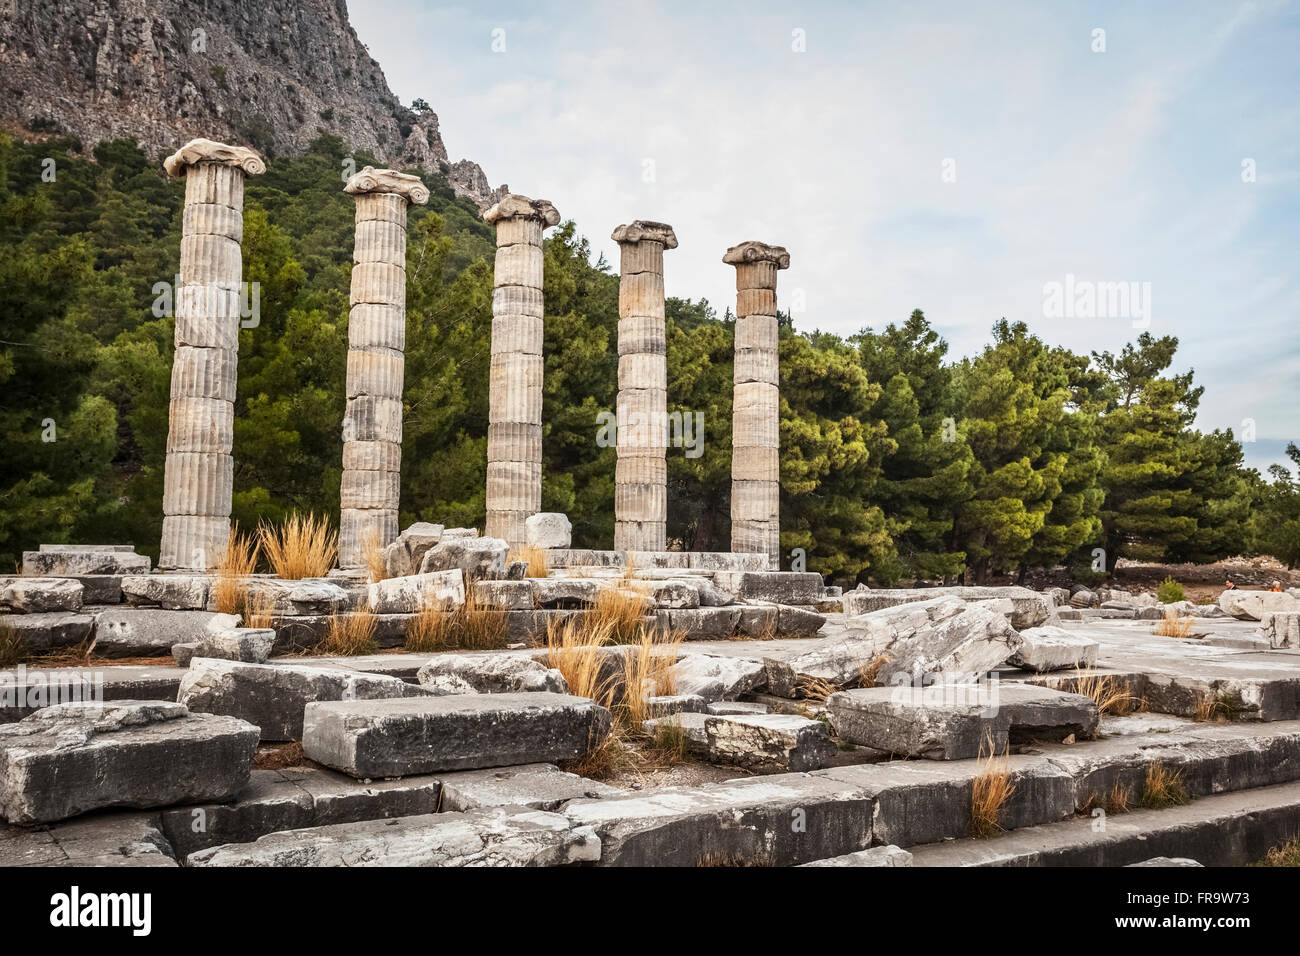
1157,576,1185,604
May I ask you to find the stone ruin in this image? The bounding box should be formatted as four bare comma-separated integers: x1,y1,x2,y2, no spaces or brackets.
3,138,1300,868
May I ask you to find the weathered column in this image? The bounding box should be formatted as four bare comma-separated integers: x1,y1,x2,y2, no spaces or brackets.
483,194,560,550
338,167,430,568
159,139,265,569
725,241,790,566
612,221,677,552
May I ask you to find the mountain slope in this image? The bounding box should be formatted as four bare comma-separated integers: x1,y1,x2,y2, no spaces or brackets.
0,0,504,206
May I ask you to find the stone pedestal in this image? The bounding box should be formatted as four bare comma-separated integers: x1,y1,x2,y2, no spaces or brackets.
724,241,790,566
338,167,430,568
612,221,677,552
159,139,265,569
483,194,560,550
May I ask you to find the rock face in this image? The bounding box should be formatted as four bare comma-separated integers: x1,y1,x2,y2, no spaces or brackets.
670,654,766,701
0,578,83,614
703,713,835,772
92,608,240,657
187,806,600,867
525,513,572,550
0,0,504,208
366,569,465,613
0,700,258,824
171,628,276,666
176,658,431,740
1219,590,1299,621
1259,612,1300,649
122,574,210,610
842,586,1053,629
302,693,613,777
416,654,568,695
418,537,509,580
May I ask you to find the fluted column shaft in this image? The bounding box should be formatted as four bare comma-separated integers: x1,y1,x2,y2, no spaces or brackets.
160,139,264,569
725,241,790,567
338,167,429,568
612,221,677,552
484,194,560,549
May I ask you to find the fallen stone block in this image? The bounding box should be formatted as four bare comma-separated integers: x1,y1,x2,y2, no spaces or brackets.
302,692,613,777
666,606,742,638
686,552,771,572
564,773,874,866
367,569,465,614
187,806,601,866
122,573,210,610
436,763,622,811
532,577,607,607
800,845,913,867
842,586,1052,629
1007,626,1099,672
1260,611,1300,649
416,653,568,695
644,580,700,609
177,658,431,741
778,604,826,637
827,684,1008,760
704,713,836,772
670,653,766,701
526,513,572,549
0,612,94,656
646,694,708,717
995,683,1100,743
419,536,509,580
0,578,84,614
642,712,710,751
778,597,1023,690
243,577,357,616
0,700,258,824
1219,589,1299,621
474,579,535,610
381,522,446,579
707,700,770,716
712,571,824,606
92,608,240,658
171,628,276,667
1,811,178,867
22,548,150,577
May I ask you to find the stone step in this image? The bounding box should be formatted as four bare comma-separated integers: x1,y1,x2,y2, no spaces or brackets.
0,811,177,867
186,806,601,866
302,692,613,778
1,664,185,723
907,780,1300,867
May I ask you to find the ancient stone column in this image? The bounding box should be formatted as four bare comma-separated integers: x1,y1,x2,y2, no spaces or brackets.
725,241,790,566
159,139,265,569
612,221,677,552
338,167,430,569
483,194,560,550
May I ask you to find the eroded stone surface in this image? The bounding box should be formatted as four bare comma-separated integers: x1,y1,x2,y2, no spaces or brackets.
416,654,568,695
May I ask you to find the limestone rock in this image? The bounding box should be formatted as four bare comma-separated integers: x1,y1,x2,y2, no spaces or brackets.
22,548,150,577
1008,626,1100,672
842,585,1053,629
419,536,509,580
1259,611,1300,649
0,700,258,824
176,658,432,741
801,846,914,867
92,608,240,657
0,578,83,614
366,569,465,614
301,692,613,777
416,654,568,695
1218,589,1299,621
669,654,766,701
525,513,572,549
121,573,210,610
380,522,445,578
171,628,275,667
704,713,835,772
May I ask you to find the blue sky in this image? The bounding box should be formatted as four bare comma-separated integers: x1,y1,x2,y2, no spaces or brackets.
350,0,1300,474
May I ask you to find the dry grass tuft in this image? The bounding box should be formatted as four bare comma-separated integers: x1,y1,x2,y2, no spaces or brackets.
252,741,305,770
796,676,841,702
361,530,387,585
510,544,550,579
243,588,277,629
1154,609,1195,638
1106,781,1131,815
1194,691,1226,723
258,512,337,580
858,655,889,689
1068,669,1136,717
649,717,688,763
1140,761,1190,809
588,584,652,645
618,630,685,729
212,524,259,615
0,623,30,666
1256,839,1300,867
403,587,509,653
320,607,378,657
970,734,1016,838
543,617,618,708
696,851,774,867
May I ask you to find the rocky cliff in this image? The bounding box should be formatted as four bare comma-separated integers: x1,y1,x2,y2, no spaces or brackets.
0,0,505,207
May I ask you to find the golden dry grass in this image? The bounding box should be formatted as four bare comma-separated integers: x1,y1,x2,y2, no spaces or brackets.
1194,691,1226,723
649,717,688,763
970,734,1016,838
1154,609,1195,638
795,676,840,702
858,655,889,689
211,524,259,615
320,607,378,656
1106,781,1131,815
361,530,387,585
0,622,29,666
1256,839,1300,867
1068,669,1136,717
588,583,652,644
618,629,685,729
510,544,550,579
258,512,337,580
543,617,618,708
1140,761,1190,809
243,587,277,629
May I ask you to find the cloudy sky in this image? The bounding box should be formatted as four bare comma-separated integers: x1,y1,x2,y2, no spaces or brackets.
350,0,1300,474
